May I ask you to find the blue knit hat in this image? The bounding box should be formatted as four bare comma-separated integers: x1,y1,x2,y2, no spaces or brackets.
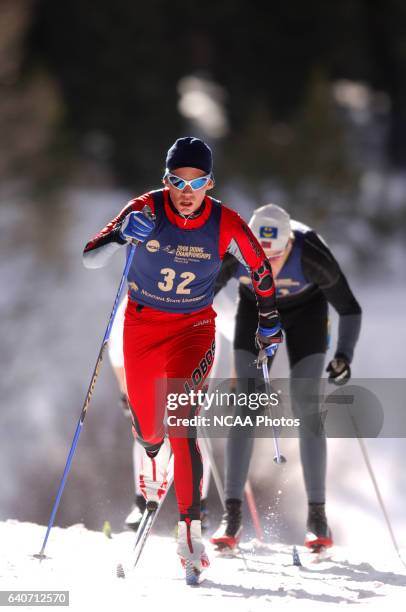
165,137,213,175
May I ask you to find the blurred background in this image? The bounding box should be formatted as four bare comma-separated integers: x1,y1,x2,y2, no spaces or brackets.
1,0,405,554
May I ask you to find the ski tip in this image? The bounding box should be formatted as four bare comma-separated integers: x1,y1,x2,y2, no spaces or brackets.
292,545,302,566
116,563,126,579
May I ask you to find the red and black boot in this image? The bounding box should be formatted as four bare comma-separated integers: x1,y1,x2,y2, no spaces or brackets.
210,499,242,551
304,503,333,553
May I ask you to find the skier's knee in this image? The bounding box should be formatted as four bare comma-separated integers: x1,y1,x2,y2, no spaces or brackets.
130,416,164,452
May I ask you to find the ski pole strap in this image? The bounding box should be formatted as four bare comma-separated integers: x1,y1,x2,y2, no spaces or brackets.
258,323,282,338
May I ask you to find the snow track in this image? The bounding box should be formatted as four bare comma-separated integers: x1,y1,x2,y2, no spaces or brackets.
1,520,405,611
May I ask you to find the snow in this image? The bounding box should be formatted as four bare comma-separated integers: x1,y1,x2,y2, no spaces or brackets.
1,520,406,611
1,185,406,610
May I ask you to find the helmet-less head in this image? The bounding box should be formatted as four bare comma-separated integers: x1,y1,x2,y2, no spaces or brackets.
162,137,214,217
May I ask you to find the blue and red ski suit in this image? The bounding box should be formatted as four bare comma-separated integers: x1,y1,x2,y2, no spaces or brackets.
84,188,280,520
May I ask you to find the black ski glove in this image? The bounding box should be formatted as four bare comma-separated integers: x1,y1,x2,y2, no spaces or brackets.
326,356,351,386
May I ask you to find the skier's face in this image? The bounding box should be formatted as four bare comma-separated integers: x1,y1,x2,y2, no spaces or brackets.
163,167,214,215
264,239,293,278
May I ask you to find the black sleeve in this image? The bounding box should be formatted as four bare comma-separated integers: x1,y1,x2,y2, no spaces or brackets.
214,253,240,296
302,231,361,316
302,231,362,363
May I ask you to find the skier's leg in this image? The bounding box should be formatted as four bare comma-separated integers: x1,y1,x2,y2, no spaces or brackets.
165,309,215,569
166,314,216,522
124,440,146,529
123,302,171,502
124,300,173,446
290,353,327,504
286,300,332,548
212,296,259,548
211,348,272,548
225,295,259,502
290,354,332,548
224,349,259,501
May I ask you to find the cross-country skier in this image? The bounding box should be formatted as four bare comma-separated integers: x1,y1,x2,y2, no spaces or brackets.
108,294,213,532
210,203,362,552
83,138,282,575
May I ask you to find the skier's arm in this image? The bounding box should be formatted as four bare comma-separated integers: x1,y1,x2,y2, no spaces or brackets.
302,231,362,363
219,207,281,339
83,192,155,269
214,253,240,296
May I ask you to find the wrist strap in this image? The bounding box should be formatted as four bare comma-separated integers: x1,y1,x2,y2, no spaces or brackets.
258,323,281,337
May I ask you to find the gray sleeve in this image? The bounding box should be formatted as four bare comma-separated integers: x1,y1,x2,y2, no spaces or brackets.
83,241,123,269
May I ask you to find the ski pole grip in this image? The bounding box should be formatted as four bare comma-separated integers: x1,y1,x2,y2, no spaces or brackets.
126,205,155,246
142,204,156,222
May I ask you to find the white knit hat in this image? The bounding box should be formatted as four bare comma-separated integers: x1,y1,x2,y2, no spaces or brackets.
249,203,291,252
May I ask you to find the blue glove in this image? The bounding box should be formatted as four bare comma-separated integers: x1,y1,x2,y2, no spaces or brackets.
119,211,155,243
255,323,283,357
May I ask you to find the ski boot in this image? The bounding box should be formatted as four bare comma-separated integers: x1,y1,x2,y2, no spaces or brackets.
210,498,242,551
139,438,171,504
177,519,210,585
124,494,146,531
304,502,333,553
200,498,210,533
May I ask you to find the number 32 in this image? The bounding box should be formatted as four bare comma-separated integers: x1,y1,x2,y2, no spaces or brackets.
158,268,196,294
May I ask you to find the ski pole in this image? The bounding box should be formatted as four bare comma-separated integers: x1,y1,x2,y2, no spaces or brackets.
35,241,138,560
259,350,287,464
244,479,264,542
348,408,406,570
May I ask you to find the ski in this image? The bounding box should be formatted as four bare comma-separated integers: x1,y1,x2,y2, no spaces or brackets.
212,536,241,553
308,544,332,564
116,505,156,579
132,500,160,569
116,456,174,578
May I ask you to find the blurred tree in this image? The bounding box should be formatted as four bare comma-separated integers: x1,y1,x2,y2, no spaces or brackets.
0,0,63,185
21,0,406,187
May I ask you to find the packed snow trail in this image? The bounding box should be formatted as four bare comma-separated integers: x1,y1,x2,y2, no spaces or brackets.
1,521,406,611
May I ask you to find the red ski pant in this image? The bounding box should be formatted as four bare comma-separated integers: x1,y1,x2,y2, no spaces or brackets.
123,299,216,520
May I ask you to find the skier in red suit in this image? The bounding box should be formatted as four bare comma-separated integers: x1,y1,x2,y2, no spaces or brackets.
83,137,282,572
